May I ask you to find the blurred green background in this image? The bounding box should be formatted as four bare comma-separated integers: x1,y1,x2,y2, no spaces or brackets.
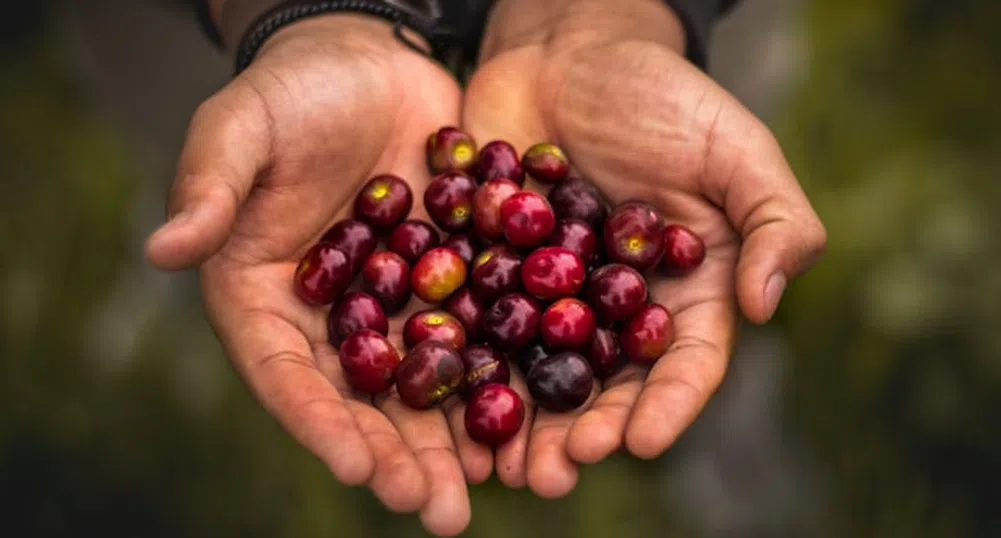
2,0,999,537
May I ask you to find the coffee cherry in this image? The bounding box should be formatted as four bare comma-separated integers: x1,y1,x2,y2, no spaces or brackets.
513,343,549,375
589,327,627,379
395,341,465,410
470,244,523,304
474,140,524,186
521,246,586,301
548,178,608,231
361,251,412,314
293,243,351,306
354,174,412,231
481,293,542,352
424,172,477,232
442,287,486,343
460,344,510,398
327,291,388,348
387,220,440,264
660,224,706,276
585,263,648,322
426,126,477,174
339,329,401,393
320,218,377,274
441,233,478,267
549,218,599,267
620,304,674,364
604,201,666,272
521,142,569,184
526,352,594,412
500,191,556,248
465,383,524,446
403,309,466,350
540,298,597,352
411,247,467,304
472,178,520,242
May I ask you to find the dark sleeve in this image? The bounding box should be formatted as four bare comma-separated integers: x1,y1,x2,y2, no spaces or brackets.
192,0,223,47
663,0,740,69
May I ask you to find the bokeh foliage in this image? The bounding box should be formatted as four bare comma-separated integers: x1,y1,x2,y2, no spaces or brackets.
1,0,999,536
774,0,1001,536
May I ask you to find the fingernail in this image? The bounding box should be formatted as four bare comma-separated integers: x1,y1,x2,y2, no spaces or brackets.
763,272,787,321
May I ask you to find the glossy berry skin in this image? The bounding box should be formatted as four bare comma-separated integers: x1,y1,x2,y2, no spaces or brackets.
387,220,440,264
526,352,594,412
470,245,523,304
585,263,648,322
660,224,707,276
521,246,586,301
327,292,389,348
481,293,542,352
548,178,608,231
513,343,549,375
293,243,351,306
500,191,556,248
395,341,465,410
465,383,525,446
353,174,413,231
338,329,401,394
474,140,524,186
521,143,569,185
472,178,520,242
540,298,597,352
361,251,412,314
426,126,477,174
621,304,674,364
604,201,666,272
424,172,478,232
589,327,627,379
442,233,478,267
411,247,467,304
320,218,377,274
459,345,510,398
549,218,599,267
403,309,467,350
442,287,485,343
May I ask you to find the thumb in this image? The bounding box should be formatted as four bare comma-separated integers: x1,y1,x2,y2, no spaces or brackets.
706,123,827,324
145,80,272,270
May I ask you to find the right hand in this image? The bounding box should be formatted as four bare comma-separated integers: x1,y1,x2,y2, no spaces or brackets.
144,15,483,536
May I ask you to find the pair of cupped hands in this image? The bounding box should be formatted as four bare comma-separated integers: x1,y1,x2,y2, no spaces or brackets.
145,1,825,535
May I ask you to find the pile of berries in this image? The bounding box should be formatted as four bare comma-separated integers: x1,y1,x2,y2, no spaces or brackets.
293,127,706,448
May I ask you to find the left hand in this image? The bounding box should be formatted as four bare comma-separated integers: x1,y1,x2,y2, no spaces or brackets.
461,0,827,497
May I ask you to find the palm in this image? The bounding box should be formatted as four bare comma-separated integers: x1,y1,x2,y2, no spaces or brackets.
175,25,476,535
463,40,763,495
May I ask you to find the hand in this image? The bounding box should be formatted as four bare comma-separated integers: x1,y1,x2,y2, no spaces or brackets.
144,16,482,536
462,0,827,497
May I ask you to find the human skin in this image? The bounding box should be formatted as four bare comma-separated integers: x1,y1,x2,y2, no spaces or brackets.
145,13,480,537
461,0,827,498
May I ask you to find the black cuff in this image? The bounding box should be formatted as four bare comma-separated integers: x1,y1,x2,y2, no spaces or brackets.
663,0,739,69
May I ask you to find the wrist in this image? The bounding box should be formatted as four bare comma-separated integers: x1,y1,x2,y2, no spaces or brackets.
214,0,430,57
479,0,686,61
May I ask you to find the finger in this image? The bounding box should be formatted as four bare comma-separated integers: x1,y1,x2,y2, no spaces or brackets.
494,369,534,488
344,400,431,512
525,380,599,499
145,80,272,270
566,364,646,464
702,122,827,323
377,393,471,537
624,296,736,460
313,345,429,513
443,397,494,485
214,307,376,488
